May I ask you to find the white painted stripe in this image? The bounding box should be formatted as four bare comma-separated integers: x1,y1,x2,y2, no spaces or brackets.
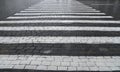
0,37,120,44
14,13,106,15
29,6,93,8
25,9,97,11
0,55,119,71
7,16,113,19
0,20,120,24
0,26,120,31
20,10,100,13
28,7,94,9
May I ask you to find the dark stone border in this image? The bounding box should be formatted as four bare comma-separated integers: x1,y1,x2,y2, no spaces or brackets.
0,69,119,72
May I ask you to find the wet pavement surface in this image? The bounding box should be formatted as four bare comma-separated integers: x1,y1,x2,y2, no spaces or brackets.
77,0,120,20
0,0,120,56
0,0,120,71
0,0,40,20
0,43,120,56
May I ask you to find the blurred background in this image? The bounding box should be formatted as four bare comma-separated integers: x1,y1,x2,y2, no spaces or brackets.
77,0,120,20
0,0,120,20
0,0,42,20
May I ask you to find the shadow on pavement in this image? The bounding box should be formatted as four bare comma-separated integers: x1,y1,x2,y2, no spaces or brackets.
0,43,120,56
0,69,119,72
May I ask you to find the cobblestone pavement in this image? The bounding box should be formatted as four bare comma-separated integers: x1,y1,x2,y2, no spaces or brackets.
0,0,120,71
0,55,120,71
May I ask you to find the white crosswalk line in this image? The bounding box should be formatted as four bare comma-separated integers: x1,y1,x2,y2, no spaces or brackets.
24,9,97,11
20,10,101,13
0,37,120,44
0,20,120,24
14,13,106,15
29,6,93,8
7,16,113,19
0,26,120,31
28,7,94,9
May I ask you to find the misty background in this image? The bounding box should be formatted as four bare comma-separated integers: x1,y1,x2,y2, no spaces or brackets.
0,0,120,20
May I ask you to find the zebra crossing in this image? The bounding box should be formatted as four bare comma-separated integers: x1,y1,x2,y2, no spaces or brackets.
0,0,120,71
1,26,120,31
7,16,113,19
14,13,106,15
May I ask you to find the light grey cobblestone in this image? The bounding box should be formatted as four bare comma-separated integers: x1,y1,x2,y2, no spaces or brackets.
68,67,77,71
79,63,88,66
58,66,68,70
47,66,57,70
110,67,120,71
41,61,51,65
63,58,73,62
105,63,116,66
89,67,99,71
7,57,17,61
70,62,79,66
14,65,25,69
0,65,14,69
98,67,111,71
0,61,2,64
20,61,31,65
1,61,11,65
45,57,54,61
28,57,37,60
96,62,106,67
51,62,61,66
0,55,120,71
18,56,28,60
36,57,46,61
87,62,96,66
37,65,47,70
55,58,63,62
31,61,41,65
10,61,20,65
77,67,89,71
114,63,120,66
61,62,70,66
25,65,37,69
